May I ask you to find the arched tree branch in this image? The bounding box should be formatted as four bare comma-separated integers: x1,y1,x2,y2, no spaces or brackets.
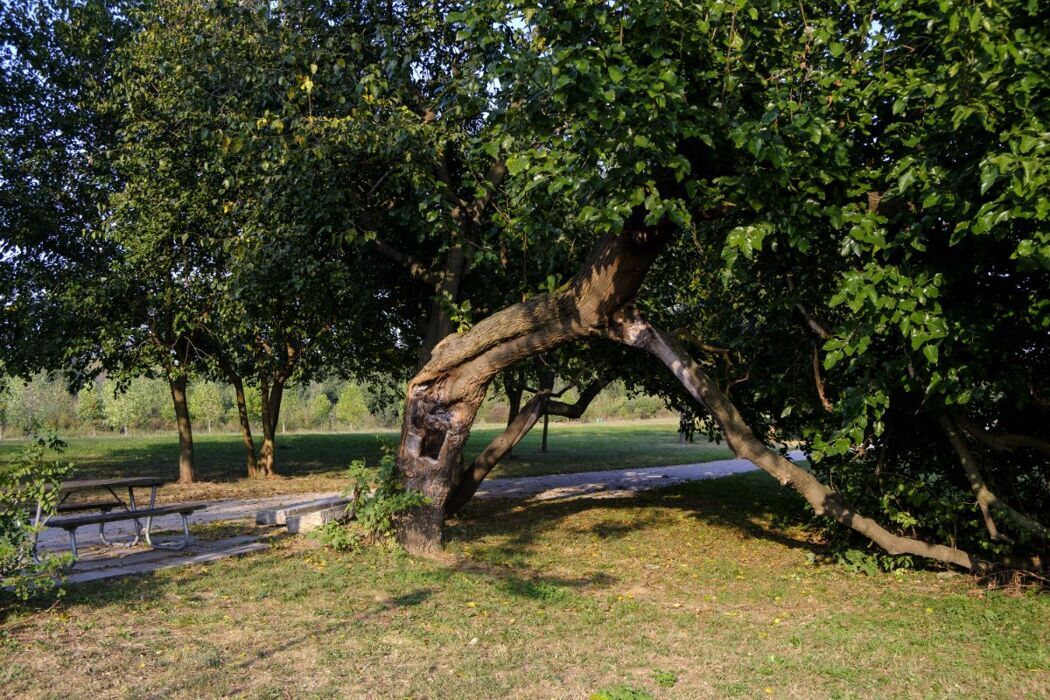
604,306,995,572
444,375,612,516
953,413,1050,458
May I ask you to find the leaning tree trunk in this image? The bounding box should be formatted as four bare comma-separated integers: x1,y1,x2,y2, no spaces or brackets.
230,374,260,477
601,307,1034,572
168,375,196,484
394,227,668,553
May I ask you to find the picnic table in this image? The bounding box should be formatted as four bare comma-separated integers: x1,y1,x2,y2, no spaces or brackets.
33,476,206,559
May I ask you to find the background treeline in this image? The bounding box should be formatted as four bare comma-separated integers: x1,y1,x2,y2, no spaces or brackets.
0,374,673,438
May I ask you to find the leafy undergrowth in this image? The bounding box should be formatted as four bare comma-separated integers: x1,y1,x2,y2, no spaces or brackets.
2,472,1046,698
0,421,733,503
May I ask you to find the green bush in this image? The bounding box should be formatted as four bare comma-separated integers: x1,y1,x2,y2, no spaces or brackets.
314,450,428,552
1,432,74,603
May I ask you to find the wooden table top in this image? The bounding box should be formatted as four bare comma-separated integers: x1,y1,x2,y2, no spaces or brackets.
56,476,167,495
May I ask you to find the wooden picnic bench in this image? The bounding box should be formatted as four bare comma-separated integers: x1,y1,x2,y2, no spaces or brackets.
33,476,207,560
47,502,208,558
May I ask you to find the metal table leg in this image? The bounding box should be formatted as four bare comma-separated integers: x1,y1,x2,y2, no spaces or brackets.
97,486,138,547
143,511,191,550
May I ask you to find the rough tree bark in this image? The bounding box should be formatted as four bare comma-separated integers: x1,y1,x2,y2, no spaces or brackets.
168,375,195,484
394,226,669,553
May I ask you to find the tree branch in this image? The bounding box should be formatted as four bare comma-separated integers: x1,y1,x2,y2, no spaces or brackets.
371,239,441,288
812,344,834,412
467,160,508,222
444,375,611,516
795,303,831,340
953,413,1050,458
546,376,611,418
940,414,1048,543
444,391,548,516
604,306,995,572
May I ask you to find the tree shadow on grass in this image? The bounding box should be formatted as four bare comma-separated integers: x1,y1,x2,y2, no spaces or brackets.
447,470,824,561
3,472,821,634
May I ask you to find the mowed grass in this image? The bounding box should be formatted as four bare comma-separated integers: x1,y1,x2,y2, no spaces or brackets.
2,472,1047,698
0,421,733,501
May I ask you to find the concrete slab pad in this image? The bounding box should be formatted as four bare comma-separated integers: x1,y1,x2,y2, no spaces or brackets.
66,536,268,584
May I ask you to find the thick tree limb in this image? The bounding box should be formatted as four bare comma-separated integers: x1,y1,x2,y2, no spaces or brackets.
604,307,986,571
444,392,549,516
444,375,612,516
940,414,1048,543
953,414,1050,458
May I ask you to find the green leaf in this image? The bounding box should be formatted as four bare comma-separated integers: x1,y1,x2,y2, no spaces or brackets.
506,154,529,176
923,344,939,365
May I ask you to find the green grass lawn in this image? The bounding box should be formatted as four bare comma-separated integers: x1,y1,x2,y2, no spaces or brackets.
2,471,1046,698
0,421,734,501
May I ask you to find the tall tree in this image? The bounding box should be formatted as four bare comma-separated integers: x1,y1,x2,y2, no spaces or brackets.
110,0,415,476
0,0,135,382
391,0,1048,572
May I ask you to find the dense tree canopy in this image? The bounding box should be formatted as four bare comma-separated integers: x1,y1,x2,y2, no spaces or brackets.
1,0,1046,570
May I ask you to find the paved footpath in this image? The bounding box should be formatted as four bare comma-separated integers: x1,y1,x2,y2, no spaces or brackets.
37,452,804,551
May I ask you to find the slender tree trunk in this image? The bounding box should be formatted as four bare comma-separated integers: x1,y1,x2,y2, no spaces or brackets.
394,227,667,552
258,378,284,477
169,375,195,484
538,368,555,453
418,247,469,369
503,370,524,459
